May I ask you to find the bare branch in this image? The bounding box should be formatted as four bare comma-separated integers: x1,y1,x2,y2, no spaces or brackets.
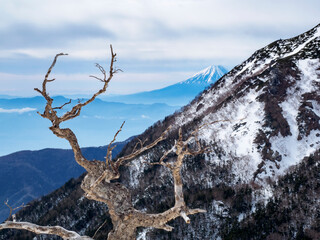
180,211,190,224
106,121,125,166
89,75,104,82
132,126,208,232
4,200,13,219
89,63,107,82
131,138,148,154
4,200,28,220
34,53,68,102
159,146,175,164
85,122,126,191
188,208,207,215
114,68,123,73
34,45,118,173
158,224,174,231
58,45,117,124
0,221,93,240
85,123,127,191
53,99,72,110
45,53,68,82
113,126,172,170
131,139,141,153
92,219,108,239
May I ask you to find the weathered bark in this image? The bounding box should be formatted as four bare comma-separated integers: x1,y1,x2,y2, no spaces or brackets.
79,127,206,239
1,46,206,239
0,221,93,240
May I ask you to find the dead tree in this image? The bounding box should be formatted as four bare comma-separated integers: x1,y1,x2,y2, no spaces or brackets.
0,46,206,240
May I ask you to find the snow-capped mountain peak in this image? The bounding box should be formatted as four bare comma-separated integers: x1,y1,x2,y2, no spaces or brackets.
181,65,228,85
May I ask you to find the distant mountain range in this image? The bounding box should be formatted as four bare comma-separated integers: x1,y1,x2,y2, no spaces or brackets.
100,65,228,105
0,65,227,156
0,138,130,223
0,96,176,156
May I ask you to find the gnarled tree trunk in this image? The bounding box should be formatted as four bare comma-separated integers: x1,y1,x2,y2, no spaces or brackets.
0,46,206,240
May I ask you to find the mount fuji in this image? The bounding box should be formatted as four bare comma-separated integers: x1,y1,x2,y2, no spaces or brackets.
101,65,228,106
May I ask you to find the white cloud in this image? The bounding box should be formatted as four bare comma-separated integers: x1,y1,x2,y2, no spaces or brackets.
1,0,319,61
2,0,318,31
0,107,37,114
0,0,319,96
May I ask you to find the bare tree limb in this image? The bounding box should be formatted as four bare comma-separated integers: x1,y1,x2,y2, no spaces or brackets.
113,126,172,171
79,125,207,239
131,138,144,153
4,200,28,221
127,127,208,232
34,45,117,174
53,99,72,110
89,63,107,82
106,121,125,168
0,221,93,240
92,218,108,239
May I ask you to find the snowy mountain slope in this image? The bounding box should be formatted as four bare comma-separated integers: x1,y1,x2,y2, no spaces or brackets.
162,23,320,182
100,65,228,106
116,23,320,236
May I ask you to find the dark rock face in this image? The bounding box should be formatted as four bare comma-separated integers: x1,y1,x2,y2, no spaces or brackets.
297,91,320,140
1,24,320,239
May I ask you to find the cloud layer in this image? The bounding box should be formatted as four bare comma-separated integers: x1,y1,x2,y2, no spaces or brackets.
1,0,319,95
0,107,36,114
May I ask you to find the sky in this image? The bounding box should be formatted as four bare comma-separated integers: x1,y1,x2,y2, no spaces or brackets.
0,0,320,96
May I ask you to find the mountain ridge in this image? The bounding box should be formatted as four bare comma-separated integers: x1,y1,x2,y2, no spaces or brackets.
100,65,228,105
0,138,132,223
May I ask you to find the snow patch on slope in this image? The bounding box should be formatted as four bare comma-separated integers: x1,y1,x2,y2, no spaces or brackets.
269,59,320,174
198,88,265,183
129,157,148,188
